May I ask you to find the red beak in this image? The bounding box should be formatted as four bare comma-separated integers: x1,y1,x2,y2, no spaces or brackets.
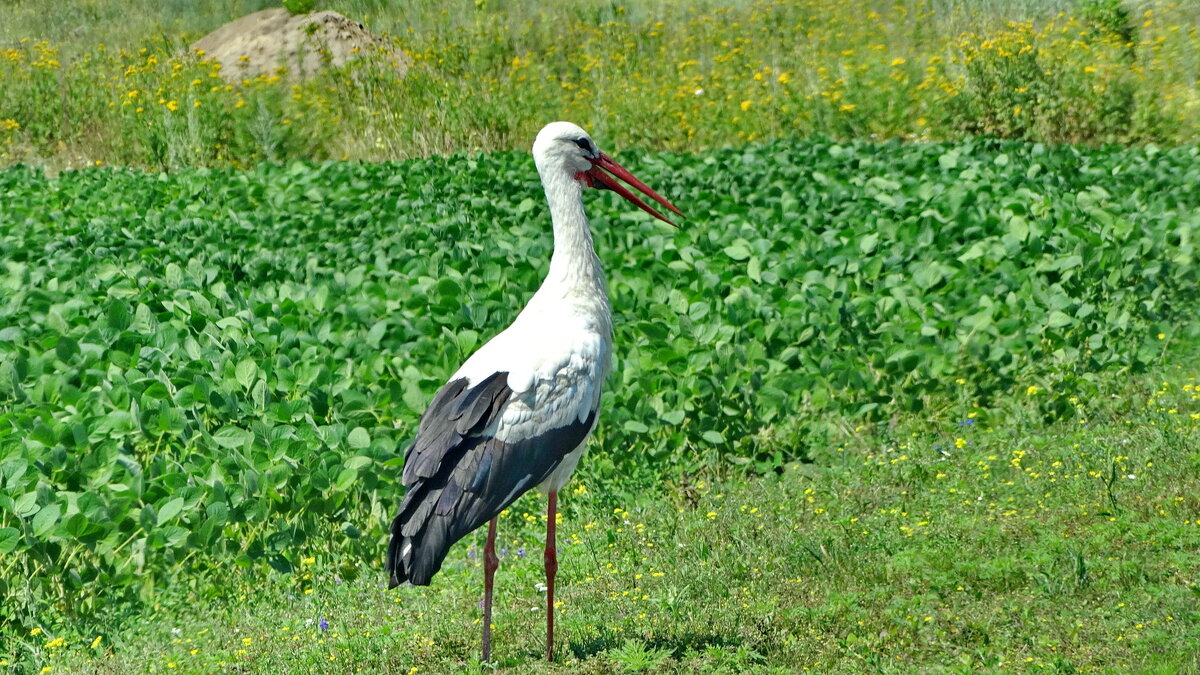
580,153,684,227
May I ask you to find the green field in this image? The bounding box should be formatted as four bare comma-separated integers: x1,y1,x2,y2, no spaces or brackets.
4,0,1200,672
3,136,1200,671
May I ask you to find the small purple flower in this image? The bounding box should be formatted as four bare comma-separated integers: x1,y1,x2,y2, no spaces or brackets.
517,547,526,558
467,546,476,560
500,548,508,557
318,617,329,631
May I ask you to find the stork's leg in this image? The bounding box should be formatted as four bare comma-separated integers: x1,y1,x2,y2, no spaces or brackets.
544,490,558,661
482,517,499,663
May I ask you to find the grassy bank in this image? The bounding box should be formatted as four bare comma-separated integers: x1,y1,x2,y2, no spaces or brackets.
9,348,1200,673
1,0,1199,169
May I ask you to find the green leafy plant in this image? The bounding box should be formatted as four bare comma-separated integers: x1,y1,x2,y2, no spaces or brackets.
0,138,1198,630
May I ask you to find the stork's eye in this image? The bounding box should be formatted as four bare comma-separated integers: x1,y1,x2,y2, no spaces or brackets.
572,138,591,152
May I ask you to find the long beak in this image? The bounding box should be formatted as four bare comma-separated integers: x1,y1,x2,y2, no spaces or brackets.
583,153,685,227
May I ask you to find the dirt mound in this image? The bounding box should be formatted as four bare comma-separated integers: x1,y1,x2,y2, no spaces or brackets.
191,8,408,83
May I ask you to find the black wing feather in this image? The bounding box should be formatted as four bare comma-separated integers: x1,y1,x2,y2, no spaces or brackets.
401,372,508,485
387,373,597,587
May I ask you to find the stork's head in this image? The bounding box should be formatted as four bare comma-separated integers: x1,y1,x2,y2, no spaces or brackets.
533,121,684,226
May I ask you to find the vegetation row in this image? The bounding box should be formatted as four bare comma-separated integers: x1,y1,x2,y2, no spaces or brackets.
1,137,1198,627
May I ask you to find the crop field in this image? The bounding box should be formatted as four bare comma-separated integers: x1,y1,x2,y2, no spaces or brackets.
2,135,1200,671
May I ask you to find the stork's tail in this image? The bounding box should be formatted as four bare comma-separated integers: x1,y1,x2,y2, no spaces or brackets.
386,496,453,587
385,520,418,588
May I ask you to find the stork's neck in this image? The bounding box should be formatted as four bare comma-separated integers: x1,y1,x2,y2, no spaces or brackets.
535,173,609,309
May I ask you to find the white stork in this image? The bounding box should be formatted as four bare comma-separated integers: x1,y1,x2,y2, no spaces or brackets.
386,121,683,662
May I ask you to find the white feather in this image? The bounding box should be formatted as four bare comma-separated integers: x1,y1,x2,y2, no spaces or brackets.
445,122,619,494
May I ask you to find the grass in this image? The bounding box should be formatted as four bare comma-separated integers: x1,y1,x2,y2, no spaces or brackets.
2,0,1199,169
16,346,1200,673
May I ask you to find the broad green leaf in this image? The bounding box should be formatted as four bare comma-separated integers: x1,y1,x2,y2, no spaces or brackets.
157,498,185,525
347,427,371,449
859,233,879,255
623,421,649,434
213,426,254,449
344,456,373,471
236,359,259,389
723,245,751,261
32,504,61,538
1047,311,1072,328
0,527,19,554
13,492,39,517
334,468,358,492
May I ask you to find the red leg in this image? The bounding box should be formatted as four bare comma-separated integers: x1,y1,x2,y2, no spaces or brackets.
482,517,499,663
545,490,558,661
